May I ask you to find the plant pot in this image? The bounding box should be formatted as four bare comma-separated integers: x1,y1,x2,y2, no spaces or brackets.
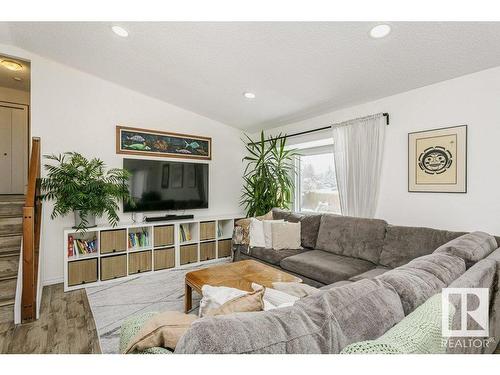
73,211,97,229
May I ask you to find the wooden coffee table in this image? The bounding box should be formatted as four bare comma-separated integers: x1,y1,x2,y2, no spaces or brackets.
184,260,302,312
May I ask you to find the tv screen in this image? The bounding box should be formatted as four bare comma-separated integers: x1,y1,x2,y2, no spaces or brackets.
123,159,209,212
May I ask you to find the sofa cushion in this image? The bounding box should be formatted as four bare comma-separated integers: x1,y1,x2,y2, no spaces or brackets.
315,214,387,264
379,225,467,268
377,253,465,315
175,279,405,354
272,208,303,222
300,213,322,249
247,247,307,266
434,231,498,268
280,250,376,285
349,267,390,282
319,280,353,290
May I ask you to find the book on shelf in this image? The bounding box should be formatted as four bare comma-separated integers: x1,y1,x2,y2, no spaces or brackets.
217,223,223,238
128,229,150,249
70,237,98,258
179,224,192,242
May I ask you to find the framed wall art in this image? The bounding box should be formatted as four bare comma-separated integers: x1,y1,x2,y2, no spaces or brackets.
408,125,467,193
116,125,212,160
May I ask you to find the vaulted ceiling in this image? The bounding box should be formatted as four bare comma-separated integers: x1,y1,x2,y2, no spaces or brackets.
3,22,500,130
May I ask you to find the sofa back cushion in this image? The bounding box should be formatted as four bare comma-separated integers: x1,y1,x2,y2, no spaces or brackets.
434,231,498,268
272,208,303,222
300,213,322,249
315,214,387,264
379,225,467,268
377,253,465,315
175,279,404,354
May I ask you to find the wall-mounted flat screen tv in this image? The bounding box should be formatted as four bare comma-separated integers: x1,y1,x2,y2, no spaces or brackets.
123,159,209,212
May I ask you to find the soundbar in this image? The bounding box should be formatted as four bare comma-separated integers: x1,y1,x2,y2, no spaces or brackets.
145,214,194,222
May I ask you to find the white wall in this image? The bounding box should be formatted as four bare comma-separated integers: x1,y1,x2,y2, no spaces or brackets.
0,44,245,284
265,66,500,235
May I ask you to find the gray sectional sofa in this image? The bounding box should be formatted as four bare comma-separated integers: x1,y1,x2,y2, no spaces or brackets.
233,208,498,289
173,209,500,354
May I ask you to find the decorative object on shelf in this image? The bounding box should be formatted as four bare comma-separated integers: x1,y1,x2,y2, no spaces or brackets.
40,152,134,231
116,125,211,160
241,131,298,217
408,125,467,193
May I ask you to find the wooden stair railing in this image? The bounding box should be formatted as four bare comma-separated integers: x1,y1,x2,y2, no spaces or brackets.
22,137,41,322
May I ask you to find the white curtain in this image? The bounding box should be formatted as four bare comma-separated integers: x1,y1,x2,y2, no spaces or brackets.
332,113,386,218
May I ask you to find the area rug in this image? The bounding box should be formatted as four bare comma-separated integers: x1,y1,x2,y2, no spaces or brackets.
86,260,229,354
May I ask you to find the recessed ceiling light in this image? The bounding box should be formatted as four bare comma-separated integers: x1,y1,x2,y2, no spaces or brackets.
370,24,391,39
112,26,129,37
12,77,22,82
243,92,256,99
1,59,23,71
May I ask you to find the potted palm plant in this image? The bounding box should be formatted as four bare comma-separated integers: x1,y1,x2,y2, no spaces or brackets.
40,152,133,231
241,131,298,217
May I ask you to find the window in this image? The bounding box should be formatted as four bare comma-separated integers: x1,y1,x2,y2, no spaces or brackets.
294,145,341,214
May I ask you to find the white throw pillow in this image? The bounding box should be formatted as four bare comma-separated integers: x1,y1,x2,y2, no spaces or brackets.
262,219,284,248
249,218,266,248
251,283,299,307
199,285,248,317
271,221,302,250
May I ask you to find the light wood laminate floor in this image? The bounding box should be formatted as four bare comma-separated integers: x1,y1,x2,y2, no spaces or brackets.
0,283,100,354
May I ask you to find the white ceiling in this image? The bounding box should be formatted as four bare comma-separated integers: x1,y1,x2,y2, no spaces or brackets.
0,54,30,91
3,22,500,130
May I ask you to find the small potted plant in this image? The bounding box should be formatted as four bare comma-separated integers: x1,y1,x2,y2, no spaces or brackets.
41,152,133,231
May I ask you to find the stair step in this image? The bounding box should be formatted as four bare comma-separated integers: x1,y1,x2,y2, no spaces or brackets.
0,217,22,237
0,278,16,300
0,274,17,282
0,250,19,258
0,207,23,217
0,304,14,323
0,255,19,279
0,297,14,307
0,235,21,255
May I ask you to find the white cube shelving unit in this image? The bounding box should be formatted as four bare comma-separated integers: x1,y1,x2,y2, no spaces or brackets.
63,214,241,291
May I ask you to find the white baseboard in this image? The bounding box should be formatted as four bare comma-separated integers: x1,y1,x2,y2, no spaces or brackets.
43,276,64,286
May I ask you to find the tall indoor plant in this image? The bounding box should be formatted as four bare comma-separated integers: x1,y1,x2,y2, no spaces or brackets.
41,152,133,231
241,131,298,217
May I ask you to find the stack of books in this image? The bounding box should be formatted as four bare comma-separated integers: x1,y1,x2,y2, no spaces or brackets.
128,229,150,249
68,236,98,257
179,224,192,242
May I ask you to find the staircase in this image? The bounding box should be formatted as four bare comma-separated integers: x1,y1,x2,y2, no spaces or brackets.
0,195,24,323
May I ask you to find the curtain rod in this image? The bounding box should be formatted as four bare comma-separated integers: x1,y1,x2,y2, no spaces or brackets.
248,113,389,144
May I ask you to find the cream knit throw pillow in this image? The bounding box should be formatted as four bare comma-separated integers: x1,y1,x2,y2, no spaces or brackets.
271,221,301,250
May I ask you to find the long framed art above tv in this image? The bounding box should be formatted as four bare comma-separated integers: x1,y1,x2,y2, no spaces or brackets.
116,125,212,160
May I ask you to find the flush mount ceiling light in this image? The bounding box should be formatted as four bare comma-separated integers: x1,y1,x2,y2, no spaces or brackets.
12,77,22,82
0,59,23,71
112,25,129,37
243,92,256,99
370,24,391,39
